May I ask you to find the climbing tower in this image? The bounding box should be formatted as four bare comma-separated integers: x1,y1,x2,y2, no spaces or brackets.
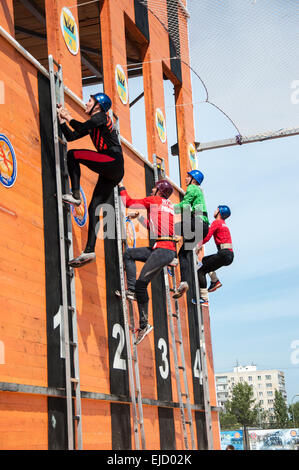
0,0,220,450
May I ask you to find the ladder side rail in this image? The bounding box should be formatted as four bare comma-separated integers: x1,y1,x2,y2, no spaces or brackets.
48,55,74,450
152,153,190,449
163,267,189,449
119,192,146,450
192,250,214,449
57,64,83,450
172,268,196,450
114,187,140,450
128,301,146,450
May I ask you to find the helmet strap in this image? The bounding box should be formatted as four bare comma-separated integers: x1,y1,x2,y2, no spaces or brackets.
89,102,97,116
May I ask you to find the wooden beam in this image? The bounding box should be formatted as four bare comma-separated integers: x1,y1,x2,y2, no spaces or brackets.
81,51,102,78
129,91,144,108
15,25,46,39
18,0,46,26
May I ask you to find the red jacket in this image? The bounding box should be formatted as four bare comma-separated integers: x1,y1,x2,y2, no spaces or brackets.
201,219,233,250
120,188,176,251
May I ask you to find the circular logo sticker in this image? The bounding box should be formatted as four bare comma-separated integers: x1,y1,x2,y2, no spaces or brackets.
188,143,197,170
126,217,136,248
290,430,297,437
60,7,79,55
0,134,17,188
167,267,173,276
115,64,128,105
155,108,167,143
71,187,87,227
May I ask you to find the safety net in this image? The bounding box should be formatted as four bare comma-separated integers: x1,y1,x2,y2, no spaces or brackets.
136,0,299,139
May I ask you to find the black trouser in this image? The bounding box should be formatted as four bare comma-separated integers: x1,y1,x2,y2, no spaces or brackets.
175,216,209,283
124,247,175,329
197,249,234,289
67,148,124,252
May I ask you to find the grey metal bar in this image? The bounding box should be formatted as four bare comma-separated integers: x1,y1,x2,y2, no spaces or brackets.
0,381,221,411
197,127,299,152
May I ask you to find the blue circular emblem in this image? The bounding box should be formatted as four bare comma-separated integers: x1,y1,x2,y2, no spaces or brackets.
0,134,17,188
71,187,87,227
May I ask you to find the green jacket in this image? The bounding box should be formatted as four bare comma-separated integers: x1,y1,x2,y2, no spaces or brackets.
174,184,209,224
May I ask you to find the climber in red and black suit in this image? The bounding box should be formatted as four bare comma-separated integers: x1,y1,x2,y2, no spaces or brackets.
57,93,124,267
196,205,234,306
117,180,176,345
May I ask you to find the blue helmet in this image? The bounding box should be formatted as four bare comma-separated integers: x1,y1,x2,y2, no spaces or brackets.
218,205,231,220
188,170,204,185
91,92,112,112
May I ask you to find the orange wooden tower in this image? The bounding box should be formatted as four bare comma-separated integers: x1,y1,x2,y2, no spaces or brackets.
0,0,220,450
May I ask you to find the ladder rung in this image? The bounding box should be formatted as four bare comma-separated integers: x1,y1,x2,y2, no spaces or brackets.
70,341,77,347
58,137,67,146
181,393,188,397
70,377,79,384
68,306,75,313
185,421,191,425
172,314,178,318
73,415,81,422
66,269,74,277
178,366,185,370
175,340,182,344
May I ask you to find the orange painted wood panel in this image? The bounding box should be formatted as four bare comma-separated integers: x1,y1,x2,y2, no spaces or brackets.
0,392,48,450
0,1,14,36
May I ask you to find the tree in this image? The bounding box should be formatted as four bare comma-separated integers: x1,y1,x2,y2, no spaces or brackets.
225,382,259,427
224,382,260,449
273,390,289,428
219,409,240,431
289,401,299,428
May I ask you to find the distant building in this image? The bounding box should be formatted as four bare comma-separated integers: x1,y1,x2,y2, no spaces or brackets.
215,365,287,415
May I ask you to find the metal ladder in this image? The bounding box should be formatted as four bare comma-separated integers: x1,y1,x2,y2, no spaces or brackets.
48,55,83,450
192,250,214,449
152,154,196,450
112,116,146,450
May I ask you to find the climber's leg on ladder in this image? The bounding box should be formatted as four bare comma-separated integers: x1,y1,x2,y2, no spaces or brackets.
67,149,124,267
208,271,222,292
174,217,209,299
115,247,152,300
134,248,175,344
196,249,234,305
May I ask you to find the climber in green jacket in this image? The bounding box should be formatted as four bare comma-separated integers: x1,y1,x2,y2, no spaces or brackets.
173,170,209,298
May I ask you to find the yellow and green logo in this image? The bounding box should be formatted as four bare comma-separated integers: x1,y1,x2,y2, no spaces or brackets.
155,108,166,143
115,65,128,105
188,143,197,170
60,7,79,55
